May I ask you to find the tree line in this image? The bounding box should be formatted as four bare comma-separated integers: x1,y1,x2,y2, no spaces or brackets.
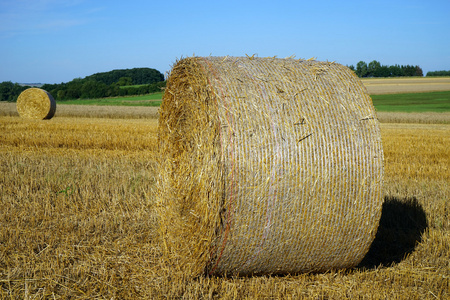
426,70,450,76
348,61,423,78
41,79,165,100
0,67,165,102
3,64,450,102
0,82,28,102
83,68,164,85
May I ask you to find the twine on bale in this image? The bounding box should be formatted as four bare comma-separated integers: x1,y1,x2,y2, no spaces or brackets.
156,56,384,277
17,88,56,120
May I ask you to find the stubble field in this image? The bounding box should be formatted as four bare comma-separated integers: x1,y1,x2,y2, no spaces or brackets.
1,77,450,298
362,77,450,95
0,104,449,298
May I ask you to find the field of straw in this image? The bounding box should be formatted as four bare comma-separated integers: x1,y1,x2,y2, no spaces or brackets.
362,77,450,95
0,103,448,299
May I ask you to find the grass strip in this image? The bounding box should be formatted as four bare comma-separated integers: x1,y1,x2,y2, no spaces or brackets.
372,91,450,112
58,93,163,106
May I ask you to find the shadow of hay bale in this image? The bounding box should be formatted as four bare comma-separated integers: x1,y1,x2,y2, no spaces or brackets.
358,196,428,269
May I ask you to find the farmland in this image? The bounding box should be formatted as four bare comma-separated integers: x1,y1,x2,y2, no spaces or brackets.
0,77,449,298
371,91,450,112
362,77,450,94
56,93,163,107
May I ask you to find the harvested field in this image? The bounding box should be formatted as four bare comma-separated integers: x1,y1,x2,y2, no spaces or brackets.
362,77,450,94
3,102,448,123
0,113,448,299
0,102,159,119
377,111,450,124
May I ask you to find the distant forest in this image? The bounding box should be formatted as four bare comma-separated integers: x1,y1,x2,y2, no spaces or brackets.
2,64,450,102
426,70,450,76
41,68,165,100
84,68,163,85
348,60,424,78
0,67,165,102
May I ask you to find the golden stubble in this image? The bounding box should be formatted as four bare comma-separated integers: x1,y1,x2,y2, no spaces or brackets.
0,111,448,298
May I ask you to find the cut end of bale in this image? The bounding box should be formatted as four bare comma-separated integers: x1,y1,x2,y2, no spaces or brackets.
157,56,384,277
16,88,56,120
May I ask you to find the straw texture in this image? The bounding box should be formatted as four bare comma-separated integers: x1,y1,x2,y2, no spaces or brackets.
16,88,56,119
157,56,384,277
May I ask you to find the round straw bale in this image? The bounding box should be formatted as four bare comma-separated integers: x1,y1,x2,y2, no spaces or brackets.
156,56,384,277
16,88,56,119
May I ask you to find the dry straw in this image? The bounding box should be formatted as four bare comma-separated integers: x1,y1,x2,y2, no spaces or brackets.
156,56,384,277
16,88,56,119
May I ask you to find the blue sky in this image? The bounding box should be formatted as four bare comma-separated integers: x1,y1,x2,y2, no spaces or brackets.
1,0,449,83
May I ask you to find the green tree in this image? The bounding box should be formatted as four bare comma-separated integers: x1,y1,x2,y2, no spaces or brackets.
65,78,83,99
81,81,108,99
427,70,450,76
389,65,403,77
85,68,164,85
57,90,66,99
356,61,368,77
117,77,133,86
414,66,423,77
402,65,416,76
352,61,423,77
0,81,15,101
148,81,166,93
37,67,165,100
368,60,381,77
374,65,391,77
0,81,28,101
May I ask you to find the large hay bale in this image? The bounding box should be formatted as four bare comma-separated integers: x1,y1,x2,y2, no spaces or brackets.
16,88,56,119
157,56,384,277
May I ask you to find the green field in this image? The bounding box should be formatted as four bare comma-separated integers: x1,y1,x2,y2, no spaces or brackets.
371,91,450,112
58,92,163,106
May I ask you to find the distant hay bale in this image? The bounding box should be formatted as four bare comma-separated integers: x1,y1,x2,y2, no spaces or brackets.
156,56,384,277
17,88,56,119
